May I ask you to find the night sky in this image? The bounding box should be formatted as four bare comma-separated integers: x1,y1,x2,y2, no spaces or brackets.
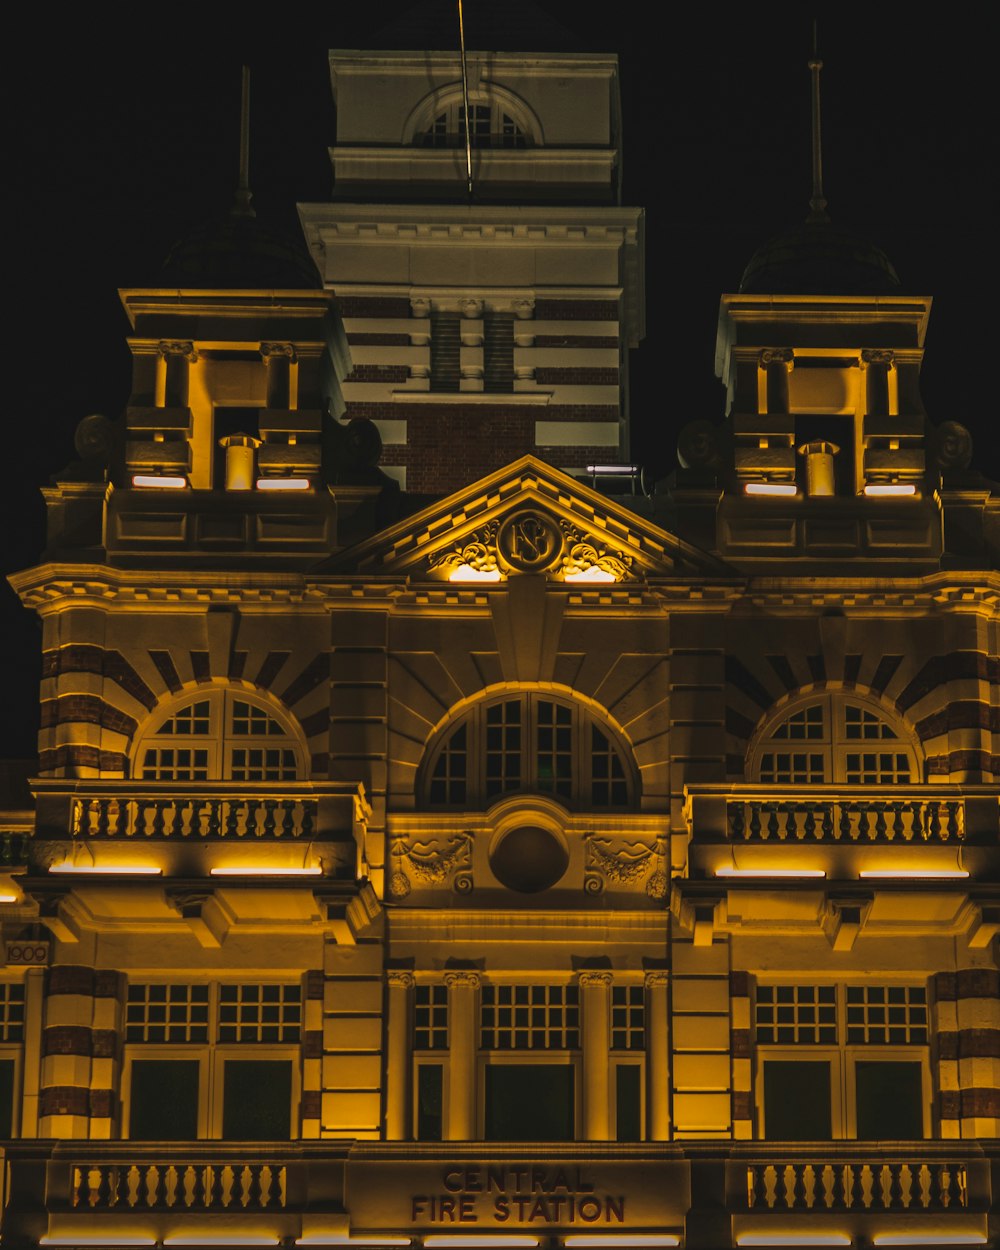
3,3,994,758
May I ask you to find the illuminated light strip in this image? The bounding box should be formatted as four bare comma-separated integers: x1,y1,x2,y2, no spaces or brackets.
864,482,917,496
40,1240,158,1248
448,564,503,582
210,866,323,877
256,477,311,490
49,863,162,875
716,867,826,878
859,869,970,879
737,1238,852,1247
424,1239,540,1248
163,1240,280,1247
565,1237,681,1248
745,481,798,496
0,893,20,903
586,463,640,474
296,1240,412,1247
564,566,618,584
132,474,187,489
873,1237,987,1247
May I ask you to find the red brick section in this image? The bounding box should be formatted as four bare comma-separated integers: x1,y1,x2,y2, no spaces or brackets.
280,653,330,709
338,296,412,318
732,1091,753,1119
302,1031,323,1059
730,1029,750,1057
534,367,620,385
937,1030,1000,1058
533,335,619,349
39,745,121,775
90,1089,117,1118
94,970,124,998
347,365,410,383
916,701,995,738
305,970,324,999
39,696,137,737
534,299,619,320
49,965,96,996
300,708,330,739
91,1030,119,1058
42,645,104,678
39,1087,90,1117
301,1090,322,1119
43,1025,93,1055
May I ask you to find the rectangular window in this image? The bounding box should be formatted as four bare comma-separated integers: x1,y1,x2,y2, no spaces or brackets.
0,983,25,1042
485,701,522,799
430,313,461,393
221,1059,293,1140
126,983,209,1044
611,986,646,1051
615,1063,642,1141
756,984,837,1045
218,983,301,1044
414,985,448,1051
854,1060,924,1140
416,1063,444,1141
483,312,514,393
763,1059,834,1140
129,1058,201,1140
0,1058,15,1137
485,1063,574,1141
846,985,927,1045
535,701,573,800
481,984,579,1051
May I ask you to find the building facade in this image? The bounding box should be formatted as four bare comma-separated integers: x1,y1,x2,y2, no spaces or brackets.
0,39,998,1250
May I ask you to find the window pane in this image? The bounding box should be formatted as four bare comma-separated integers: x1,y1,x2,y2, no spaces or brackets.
485,1064,574,1141
615,1064,641,1141
763,1061,832,1140
222,1060,292,1140
0,1059,14,1136
855,1061,923,1139
416,1064,444,1141
130,1060,199,1140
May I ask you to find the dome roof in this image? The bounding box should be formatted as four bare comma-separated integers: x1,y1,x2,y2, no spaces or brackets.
160,208,319,290
739,215,900,296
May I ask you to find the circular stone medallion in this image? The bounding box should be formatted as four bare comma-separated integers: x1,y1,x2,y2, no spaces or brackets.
490,825,569,894
497,510,563,573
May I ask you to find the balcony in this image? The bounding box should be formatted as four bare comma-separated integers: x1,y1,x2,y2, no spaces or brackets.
0,1141,994,1249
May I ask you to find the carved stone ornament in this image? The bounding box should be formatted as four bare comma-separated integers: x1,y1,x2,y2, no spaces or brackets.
644,970,669,988
461,299,484,319
558,520,634,581
158,340,197,361
677,419,723,471
578,970,613,988
386,970,416,990
497,510,564,573
426,522,501,577
389,831,473,895
584,834,667,897
930,420,973,471
512,297,535,320
444,969,481,989
759,348,793,367
260,341,297,362
410,297,431,319
861,348,895,368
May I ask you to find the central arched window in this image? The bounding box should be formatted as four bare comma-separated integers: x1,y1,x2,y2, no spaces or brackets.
417,103,527,149
424,695,633,809
749,693,918,785
134,690,304,781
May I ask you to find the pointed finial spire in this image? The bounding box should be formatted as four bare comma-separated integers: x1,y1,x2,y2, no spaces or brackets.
233,65,255,219
807,19,829,222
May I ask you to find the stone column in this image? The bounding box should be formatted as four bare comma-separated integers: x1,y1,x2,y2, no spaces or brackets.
862,348,894,416
760,348,793,414
157,340,196,408
445,970,480,1140
261,342,297,410
645,971,670,1141
385,971,414,1141
580,970,612,1141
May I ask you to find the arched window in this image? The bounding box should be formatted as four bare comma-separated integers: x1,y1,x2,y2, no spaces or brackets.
749,693,919,785
417,103,527,149
134,690,305,781
423,695,634,809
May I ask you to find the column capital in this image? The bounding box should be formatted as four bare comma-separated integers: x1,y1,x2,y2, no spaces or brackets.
578,970,613,988
759,347,793,367
386,970,415,990
861,348,895,368
644,970,670,989
260,341,297,363
157,339,197,362
444,970,481,989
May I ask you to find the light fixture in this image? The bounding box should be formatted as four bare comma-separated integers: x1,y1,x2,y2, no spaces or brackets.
716,867,826,878
873,1237,987,1247
163,1239,280,1248
296,1240,411,1247
448,564,502,582
39,1240,157,1248
586,463,640,474
745,481,798,497
131,474,187,489
423,1239,540,1248
49,863,162,876
564,566,618,583
565,1238,681,1248
737,1238,851,1248
209,866,322,877
859,869,969,879
256,477,311,490
0,893,19,903
864,482,917,496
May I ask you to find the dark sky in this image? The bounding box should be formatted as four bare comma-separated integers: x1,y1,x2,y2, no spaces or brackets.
2,3,994,757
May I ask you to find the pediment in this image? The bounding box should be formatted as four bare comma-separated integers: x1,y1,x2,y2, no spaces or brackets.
327,456,729,581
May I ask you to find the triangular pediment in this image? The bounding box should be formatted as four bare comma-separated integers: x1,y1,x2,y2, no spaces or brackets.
326,456,730,581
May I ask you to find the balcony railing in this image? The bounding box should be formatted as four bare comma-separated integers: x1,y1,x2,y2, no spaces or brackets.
745,1157,968,1211
73,1158,286,1211
71,794,316,840
728,796,964,843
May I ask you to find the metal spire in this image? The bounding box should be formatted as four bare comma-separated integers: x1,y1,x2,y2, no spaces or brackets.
458,0,474,200
807,20,828,222
234,65,255,219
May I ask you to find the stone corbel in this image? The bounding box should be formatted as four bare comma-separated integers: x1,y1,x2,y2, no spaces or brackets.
966,902,1000,950
33,893,80,945
822,893,874,952
165,887,224,949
